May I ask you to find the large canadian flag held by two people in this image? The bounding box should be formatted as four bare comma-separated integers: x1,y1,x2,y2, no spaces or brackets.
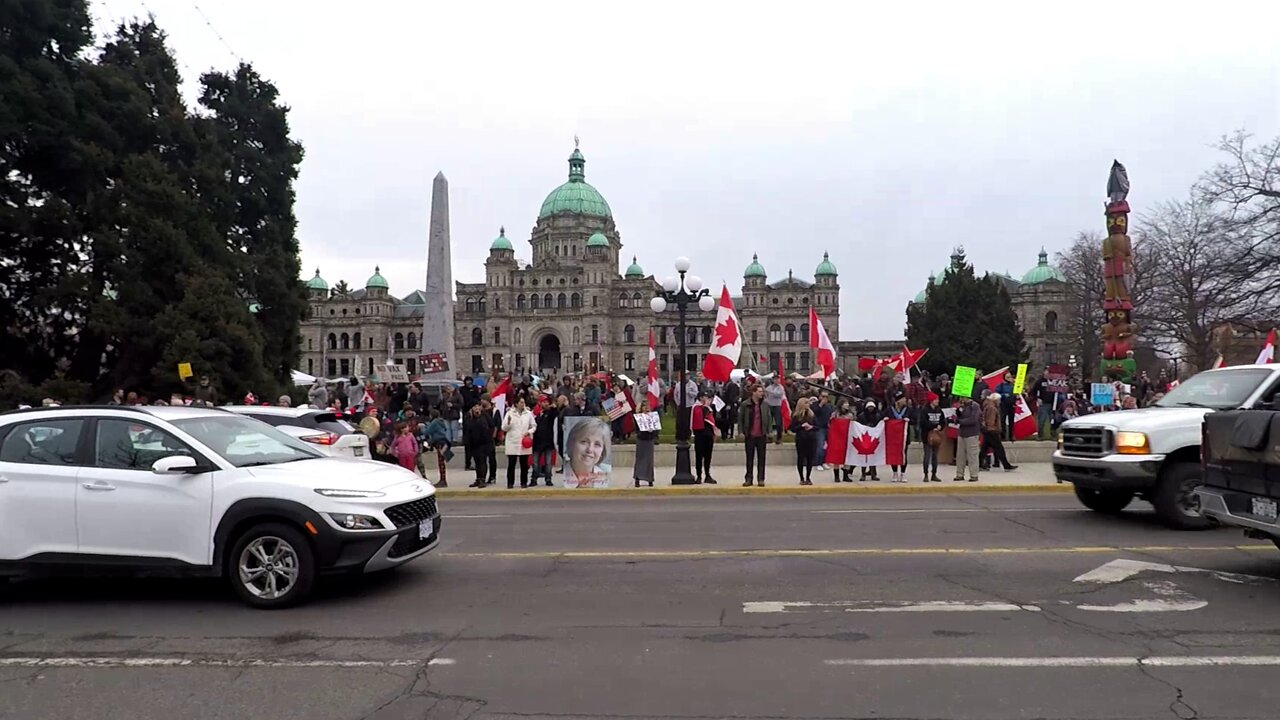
702,285,742,382
825,418,907,467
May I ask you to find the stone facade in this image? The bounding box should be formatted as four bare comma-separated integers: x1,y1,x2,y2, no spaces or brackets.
298,146,840,381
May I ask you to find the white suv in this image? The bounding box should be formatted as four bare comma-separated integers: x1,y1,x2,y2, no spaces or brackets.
223,406,371,460
0,405,440,608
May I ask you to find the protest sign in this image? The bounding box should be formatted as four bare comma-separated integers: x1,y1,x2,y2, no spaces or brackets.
1013,363,1028,395
952,366,977,398
1090,382,1115,408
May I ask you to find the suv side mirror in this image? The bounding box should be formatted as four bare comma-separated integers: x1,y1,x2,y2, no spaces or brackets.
152,455,200,474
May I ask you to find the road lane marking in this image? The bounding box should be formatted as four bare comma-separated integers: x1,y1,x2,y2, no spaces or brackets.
1074,558,1276,585
0,657,450,669
744,601,1041,613
825,656,1280,668
439,544,1271,559
811,508,1076,514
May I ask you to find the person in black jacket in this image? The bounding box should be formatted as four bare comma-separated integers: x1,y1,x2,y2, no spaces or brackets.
531,396,558,487
463,404,495,488
916,393,947,483
790,397,818,485
857,400,882,481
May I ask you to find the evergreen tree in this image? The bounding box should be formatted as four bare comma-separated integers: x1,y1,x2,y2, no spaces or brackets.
906,248,1028,376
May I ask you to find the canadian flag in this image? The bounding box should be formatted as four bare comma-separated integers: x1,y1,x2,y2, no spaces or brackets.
825,418,907,467
809,306,836,378
702,285,742,382
982,367,1010,392
1257,329,1276,365
491,376,512,417
778,357,792,432
1012,397,1038,441
646,329,661,410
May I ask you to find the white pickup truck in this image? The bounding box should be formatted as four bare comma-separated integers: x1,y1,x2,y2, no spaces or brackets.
1053,365,1280,529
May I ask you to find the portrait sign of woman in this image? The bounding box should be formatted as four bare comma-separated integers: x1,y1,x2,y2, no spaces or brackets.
559,416,612,488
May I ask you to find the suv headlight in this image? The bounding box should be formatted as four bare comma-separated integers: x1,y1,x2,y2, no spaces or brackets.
328,513,384,530
315,488,385,498
1114,431,1150,455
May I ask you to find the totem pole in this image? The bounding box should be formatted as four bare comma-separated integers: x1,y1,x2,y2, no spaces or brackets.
1101,160,1136,382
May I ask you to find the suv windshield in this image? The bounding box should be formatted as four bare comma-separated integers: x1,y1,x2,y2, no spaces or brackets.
171,415,323,468
1153,368,1273,410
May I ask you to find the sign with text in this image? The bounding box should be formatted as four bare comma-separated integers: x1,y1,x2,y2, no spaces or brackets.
951,366,977,399
418,353,449,374
381,364,410,384
1090,382,1115,408
1013,363,1029,395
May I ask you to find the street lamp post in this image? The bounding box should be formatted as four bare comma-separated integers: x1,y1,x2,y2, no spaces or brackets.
651,257,716,485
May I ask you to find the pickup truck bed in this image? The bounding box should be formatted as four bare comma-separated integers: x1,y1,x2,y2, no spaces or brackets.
1198,410,1280,545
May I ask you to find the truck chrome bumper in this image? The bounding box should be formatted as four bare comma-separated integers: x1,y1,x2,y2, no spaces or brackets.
1052,450,1165,490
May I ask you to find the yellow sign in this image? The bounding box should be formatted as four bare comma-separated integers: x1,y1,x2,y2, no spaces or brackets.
1013,363,1028,395
177,363,193,380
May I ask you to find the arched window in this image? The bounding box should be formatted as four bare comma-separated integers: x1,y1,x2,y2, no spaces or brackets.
327,333,337,350
514,328,522,346
530,294,540,309
340,332,350,350
471,328,483,346
557,293,567,308
478,297,486,312
394,333,404,350
573,327,580,344
1045,311,1058,332
800,324,809,343
571,292,582,308
624,324,636,343
632,292,642,306
407,332,417,349
353,332,361,349
465,298,476,312
543,293,552,308
785,324,796,342
701,327,712,344
517,294,526,310
618,294,628,309
769,324,782,342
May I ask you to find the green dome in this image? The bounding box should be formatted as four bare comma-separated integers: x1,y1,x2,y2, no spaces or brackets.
306,268,328,291
744,253,766,278
587,231,610,247
912,271,939,304
625,256,644,278
538,145,612,219
815,252,837,276
1021,249,1066,284
365,266,389,289
490,226,513,251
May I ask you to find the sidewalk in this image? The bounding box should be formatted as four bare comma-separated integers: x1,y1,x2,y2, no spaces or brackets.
433,462,1068,497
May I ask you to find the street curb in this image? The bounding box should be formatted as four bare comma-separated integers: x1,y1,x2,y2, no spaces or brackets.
435,484,1074,499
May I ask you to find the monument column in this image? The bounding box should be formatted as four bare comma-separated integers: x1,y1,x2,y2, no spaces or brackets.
422,171,457,378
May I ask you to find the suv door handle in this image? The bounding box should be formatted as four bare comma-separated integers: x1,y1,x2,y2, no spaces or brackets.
82,482,116,491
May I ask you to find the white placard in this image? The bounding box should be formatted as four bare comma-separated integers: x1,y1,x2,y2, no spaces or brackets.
381,364,409,384
635,412,661,432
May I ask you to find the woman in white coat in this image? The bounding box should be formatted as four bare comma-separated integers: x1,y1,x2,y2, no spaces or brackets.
502,397,537,489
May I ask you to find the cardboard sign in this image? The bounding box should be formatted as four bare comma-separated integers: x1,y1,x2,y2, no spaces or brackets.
418,353,449,374
712,396,726,412
1012,363,1028,395
602,396,632,421
177,362,193,380
951,366,977,398
635,412,661,432
382,364,410,384
1090,383,1115,408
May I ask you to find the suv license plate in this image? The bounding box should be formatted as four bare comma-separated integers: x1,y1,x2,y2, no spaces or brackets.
353,447,365,457
418,518,433,540
1251,497,1278,521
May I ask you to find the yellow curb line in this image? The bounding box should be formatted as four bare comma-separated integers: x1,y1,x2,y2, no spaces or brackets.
438,544,1274,559
436,484,1074,499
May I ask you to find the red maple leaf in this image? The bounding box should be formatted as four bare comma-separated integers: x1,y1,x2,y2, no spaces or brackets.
714,315,739,347
851,432,880,457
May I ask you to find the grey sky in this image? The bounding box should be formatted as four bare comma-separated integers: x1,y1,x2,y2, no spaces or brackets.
93,1,1280,339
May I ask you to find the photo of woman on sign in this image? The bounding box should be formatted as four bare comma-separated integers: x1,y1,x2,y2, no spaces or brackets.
559,416,612,488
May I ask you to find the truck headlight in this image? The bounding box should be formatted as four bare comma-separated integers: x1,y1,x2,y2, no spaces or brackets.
1114,431,1150,455
1056,431,1063,451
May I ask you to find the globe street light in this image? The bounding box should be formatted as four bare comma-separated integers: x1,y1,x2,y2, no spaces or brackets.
653,259,713,485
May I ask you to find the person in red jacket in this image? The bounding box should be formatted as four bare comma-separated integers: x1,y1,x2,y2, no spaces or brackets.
691,392,718,484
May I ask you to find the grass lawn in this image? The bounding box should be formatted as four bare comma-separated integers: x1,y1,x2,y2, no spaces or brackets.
625,412,792,445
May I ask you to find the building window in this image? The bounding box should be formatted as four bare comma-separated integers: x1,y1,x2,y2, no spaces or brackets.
571,292,581,308
543,293,552,308
1045,342,1058,363
493,297,499,310
800,324,809,343
800,351,810,371
307,358,314,373
407,332,417,349
785,324,796,343
327,333,337,350
406,358,416,375
1045,311,1058,333
632,292,642,306
326,359,337,377
701,326,712,344
769,324,781,342
591,324,599,343
530,294,540,309
515,353,524,369
472,355,484,373
624,324,636,343
573,327,580,344
624,353,635,371
492,353,504,371
517,294,526,310
465,298,475,312
353,332,361,349
687,327,698,344
471,328,483,346
307,338,313,350
769,352,780,370
572,246,578,256
368,357,375,375
589,352,600,371
785,352,796,371
514,328,522,346
592,295,598,307
494,327,501,344
619,294,628,309
752,330,759,343
478,297,487,312
660,327,669,344
772,298,779,305
554,245,560,256
573,352,581,370
659,354,669,372
394,332,404,350
558,293,567,309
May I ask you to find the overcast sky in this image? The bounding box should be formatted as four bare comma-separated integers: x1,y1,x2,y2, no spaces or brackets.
93,0,1280,339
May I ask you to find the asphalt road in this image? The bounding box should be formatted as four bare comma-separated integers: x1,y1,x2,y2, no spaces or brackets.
4,493,1280,720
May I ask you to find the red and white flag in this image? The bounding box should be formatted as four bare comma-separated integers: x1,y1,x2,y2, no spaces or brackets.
778,357,792,432
1212,353,1226,369
1257,329,1276,365
981,367,1010,392
809,306,836,378
1012,397,1038,441
825,418,907,467
702,285,742,382
646,329,661,410
491,376,512,417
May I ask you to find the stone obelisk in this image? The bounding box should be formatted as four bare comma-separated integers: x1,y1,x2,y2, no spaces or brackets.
422,171,456,378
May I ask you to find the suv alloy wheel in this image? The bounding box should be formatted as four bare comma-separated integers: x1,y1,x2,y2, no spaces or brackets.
227,522,317,609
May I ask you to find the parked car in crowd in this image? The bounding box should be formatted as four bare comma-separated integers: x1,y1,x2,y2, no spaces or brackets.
225,406,371,460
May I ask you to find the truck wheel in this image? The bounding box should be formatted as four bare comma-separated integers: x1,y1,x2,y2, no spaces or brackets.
226,523,317,609
1074,486,1134,514
1152,462,1212,530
